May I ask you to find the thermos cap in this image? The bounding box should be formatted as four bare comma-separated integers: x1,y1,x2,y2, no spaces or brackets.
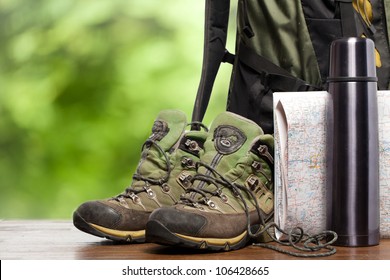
327,37,377,82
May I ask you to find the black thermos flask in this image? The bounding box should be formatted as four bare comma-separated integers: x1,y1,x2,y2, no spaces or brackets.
327,37,380,246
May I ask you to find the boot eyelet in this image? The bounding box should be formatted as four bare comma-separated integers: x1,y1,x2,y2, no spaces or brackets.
246,175,259,191
251,161,262,172
207,200,216,208
185,139,200,152
162,183,170,193
129,193,141,204
144,186,155,198
192,202,200,208
257,144,274,164
181,157,195,168
177,171,193,188
220,194,228,203
147,190,155,197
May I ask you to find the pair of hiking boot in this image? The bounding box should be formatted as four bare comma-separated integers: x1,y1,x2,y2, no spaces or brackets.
73,110,274,251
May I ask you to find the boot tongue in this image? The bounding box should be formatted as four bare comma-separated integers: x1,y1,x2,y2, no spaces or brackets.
134,110,187,182
191,112,263,192
213,124,247,155
147,110,187,152
205,111,263,165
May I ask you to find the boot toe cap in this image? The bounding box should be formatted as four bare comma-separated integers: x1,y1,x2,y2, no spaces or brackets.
73,200,121,229
148,206,207,236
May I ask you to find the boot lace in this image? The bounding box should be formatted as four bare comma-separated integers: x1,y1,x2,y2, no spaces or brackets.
115,121,208,201
114,139,172,200
180,161,338,258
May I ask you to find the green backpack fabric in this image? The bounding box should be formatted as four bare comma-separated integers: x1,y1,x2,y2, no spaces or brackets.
191,0,390,134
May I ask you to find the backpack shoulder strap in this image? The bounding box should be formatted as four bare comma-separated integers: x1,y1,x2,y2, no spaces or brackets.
336,0,358,37
191,0,231,129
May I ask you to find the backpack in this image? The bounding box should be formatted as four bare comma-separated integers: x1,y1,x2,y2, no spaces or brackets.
191,0,390,134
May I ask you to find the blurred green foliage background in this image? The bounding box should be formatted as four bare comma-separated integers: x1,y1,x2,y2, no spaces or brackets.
0,0,236,218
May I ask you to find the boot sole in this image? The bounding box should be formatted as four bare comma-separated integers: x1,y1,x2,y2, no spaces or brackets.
145,220,251,251
73,211,145,243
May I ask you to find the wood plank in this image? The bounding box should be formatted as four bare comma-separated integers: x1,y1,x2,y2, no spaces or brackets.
1,220,389,260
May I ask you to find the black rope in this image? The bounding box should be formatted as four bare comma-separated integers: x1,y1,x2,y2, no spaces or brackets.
253,224,338,257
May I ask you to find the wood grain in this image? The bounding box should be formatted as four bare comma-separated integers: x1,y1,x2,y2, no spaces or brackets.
1,220,389,260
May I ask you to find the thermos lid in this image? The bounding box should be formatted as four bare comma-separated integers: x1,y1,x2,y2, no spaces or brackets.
327,37,377,82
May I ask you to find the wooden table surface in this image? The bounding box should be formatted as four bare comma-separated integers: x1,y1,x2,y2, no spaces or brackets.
1,220,389,260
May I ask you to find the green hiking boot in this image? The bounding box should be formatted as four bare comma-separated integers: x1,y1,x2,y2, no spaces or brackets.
145,111,274,251
73,109,207,242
